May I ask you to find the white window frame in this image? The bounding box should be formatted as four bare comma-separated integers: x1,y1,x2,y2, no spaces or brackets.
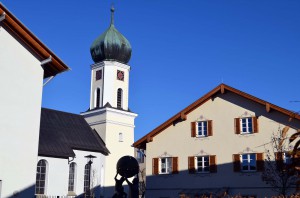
68,162,77,192
35,159,48,195
195,156,210,173
159,157,172,174
240,117,253,134
240,153,256,172
196,121,208,137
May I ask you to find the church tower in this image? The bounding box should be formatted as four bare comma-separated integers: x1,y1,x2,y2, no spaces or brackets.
81,7,137,197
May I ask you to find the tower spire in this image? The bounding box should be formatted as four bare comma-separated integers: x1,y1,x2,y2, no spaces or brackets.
110,5,115,26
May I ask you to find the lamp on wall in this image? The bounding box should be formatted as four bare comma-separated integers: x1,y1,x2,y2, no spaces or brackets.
84,155,96,198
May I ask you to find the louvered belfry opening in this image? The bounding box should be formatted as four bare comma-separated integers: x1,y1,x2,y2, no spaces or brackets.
117,88,122,108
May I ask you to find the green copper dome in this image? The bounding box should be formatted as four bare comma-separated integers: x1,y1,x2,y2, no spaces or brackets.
90,7,132,64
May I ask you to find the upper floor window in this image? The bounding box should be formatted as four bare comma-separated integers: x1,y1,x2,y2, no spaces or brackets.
233,153,264,172
36,159,47,194
119,133,123,142
68,162,76,192
191,120,213,137
188,155,217,174
95,70,102,81
117,88,123,109
152,157,178,175
235,117,258,134
83,163,91,193
137,149,145,163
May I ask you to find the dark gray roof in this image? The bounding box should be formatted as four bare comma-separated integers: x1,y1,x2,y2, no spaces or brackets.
39,108,110,158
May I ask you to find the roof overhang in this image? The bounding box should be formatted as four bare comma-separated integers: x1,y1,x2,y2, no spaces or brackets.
0,3,69,78
133,83,300,149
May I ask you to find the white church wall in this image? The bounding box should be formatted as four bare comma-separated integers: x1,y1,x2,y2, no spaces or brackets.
38,150,105,197
0,26,43,198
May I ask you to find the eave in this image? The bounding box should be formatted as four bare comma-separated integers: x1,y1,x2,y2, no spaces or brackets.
0,3,69,78
133,83,300,150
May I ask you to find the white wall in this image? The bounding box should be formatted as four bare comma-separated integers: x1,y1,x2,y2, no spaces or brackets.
0,26,43,198
38,150,105,197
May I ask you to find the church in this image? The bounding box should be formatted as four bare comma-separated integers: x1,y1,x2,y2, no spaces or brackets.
0,3,136,198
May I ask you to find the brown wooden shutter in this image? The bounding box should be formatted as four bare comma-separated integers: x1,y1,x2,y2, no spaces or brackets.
233,154,241,172
172,157,179,174
209,155,217,173
207,120,213,136
191,122,196,137
256,153,264,172
188,156,195,174
234,118,240,134
152,158,159,175
252,117,258,133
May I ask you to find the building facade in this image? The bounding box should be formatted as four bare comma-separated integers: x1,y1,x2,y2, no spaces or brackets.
133,84,300,197
0,4,69,198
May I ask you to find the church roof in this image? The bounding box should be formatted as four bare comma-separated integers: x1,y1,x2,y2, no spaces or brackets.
133,83,300,149
39,108,110,158
90,7,132,64
0,3,69,78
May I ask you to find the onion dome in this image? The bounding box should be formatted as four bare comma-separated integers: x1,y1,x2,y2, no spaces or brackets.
90,7,132,64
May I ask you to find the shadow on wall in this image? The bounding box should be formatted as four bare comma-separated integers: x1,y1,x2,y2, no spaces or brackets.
6,184,35,198
143,160,298,198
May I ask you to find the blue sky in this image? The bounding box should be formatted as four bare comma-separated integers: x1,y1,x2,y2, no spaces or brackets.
2,0,299,141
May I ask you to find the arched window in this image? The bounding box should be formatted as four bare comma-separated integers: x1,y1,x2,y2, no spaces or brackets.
83,163,91,193
95,88,101,108
36,160,47,194
68,162,76,192
117,88,123,109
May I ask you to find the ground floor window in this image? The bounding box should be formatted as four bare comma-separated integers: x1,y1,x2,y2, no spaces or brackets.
36,159,47,194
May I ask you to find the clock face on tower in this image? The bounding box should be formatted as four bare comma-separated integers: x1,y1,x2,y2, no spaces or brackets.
117,70,124,81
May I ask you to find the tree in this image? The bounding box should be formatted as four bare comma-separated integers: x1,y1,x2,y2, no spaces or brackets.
262,126,297,196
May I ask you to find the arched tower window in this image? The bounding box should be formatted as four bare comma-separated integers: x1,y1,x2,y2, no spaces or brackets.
119,132,123,142
68,162,76,192
117,88,123,109
83,163,91,193
96,88,101,108
36,159,47,194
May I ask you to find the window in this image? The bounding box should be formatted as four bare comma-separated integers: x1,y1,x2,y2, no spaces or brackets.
197,121,207,137
152,157,178,175
117,88,123,108
283,152,292,165
234,117,258,134
119,133,123,142
137,149,145,163
233,153,264,172
95,88,101,108
83,163,91,193
241,153,256,172
68,162,76,192
160,157,172,174
95,70,102,80
191,120,213,137
188,155,217,173
117,70,124,81
36,160,47,194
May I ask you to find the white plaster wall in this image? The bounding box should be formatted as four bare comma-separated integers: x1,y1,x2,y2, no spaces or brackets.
145,92,300,197
0,26,43,198
38,150,105,197
90,61,130,111
83,108,137,198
